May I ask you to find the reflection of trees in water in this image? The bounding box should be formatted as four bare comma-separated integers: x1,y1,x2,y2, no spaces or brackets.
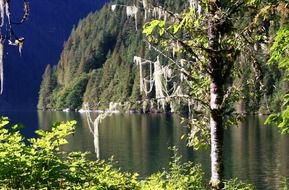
224,116,289,189
36,112,289,189
37,111,72,131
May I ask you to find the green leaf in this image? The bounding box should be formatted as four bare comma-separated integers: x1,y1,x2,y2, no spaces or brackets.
264,113,281,125
245,0,261,5
143,20,165,36
0,117,9,128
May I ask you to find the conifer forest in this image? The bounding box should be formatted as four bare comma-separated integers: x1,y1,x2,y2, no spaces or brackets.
0,0,289,189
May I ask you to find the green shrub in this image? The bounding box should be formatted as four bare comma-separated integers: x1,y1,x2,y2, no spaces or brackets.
223,179,255,190
0,117,138,189
280,177,289,190
0,117,259,190
140,148,206,190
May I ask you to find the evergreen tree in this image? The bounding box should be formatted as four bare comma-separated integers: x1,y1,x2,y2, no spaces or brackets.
37,64,56,109
37,0,289,188
140,0,284,188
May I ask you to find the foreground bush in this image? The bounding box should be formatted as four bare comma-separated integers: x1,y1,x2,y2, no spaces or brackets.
223,179,255,190
0,117,254,189
140,147,206,190
0,117,138,189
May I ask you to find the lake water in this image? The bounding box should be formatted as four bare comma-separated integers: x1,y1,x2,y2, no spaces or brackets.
1,110,289,189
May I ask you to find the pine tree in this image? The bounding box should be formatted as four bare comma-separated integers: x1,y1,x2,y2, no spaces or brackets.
38,64,56,110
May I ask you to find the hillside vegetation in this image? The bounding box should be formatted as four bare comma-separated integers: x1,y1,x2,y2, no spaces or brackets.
38,1,286,114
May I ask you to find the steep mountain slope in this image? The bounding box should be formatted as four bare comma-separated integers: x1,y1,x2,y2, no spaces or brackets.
39,0,184,110
39,0,285,113
38,2,145,110
0,0,108,110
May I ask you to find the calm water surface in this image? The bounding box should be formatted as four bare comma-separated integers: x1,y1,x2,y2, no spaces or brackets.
1,110,289,189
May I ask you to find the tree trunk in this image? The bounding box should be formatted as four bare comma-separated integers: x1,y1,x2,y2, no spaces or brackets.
209,81,224,190
93,117,101,159
208,0,225,189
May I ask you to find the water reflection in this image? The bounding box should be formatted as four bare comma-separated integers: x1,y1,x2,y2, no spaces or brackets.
37,111,208,176
27,111,289,189
224,116,289,189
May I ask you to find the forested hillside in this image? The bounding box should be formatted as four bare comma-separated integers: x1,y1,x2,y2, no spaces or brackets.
38,0,286,114
38,2,142,110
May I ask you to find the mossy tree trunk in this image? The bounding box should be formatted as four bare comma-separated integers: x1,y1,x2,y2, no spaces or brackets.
208,0,226,189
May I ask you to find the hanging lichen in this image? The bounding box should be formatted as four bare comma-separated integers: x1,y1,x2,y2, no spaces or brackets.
9,37,24,55
0,0,4,27
180,59,186,82
151,7,168,21
5,0,10,25
83,100,136,158
190,0,202,15
111,2,171,31
154,56,165,99
142,0,149,20
126,5,138,18
111,4,117,12
0,41,3,94
0,0,29,94
134,56,144,93
134,55,172,111
134,54,197,113
125,1,199,112
126,5,138,30
172,41,180,58
21,0,29,23
84,103,113,159
142,0,148,9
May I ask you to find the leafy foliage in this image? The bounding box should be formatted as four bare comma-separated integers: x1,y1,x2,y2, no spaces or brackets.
0,117,258,189
266,22,289,133
268,25,289,68
140,150,206,190
140,1,287,188
37,0,286,114
280,177,289,190
223,179,255,190
0,117,138,189
265,100,289,134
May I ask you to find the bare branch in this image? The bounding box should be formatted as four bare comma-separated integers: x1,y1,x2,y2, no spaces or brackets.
10,0,30,24
144,39,177,64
